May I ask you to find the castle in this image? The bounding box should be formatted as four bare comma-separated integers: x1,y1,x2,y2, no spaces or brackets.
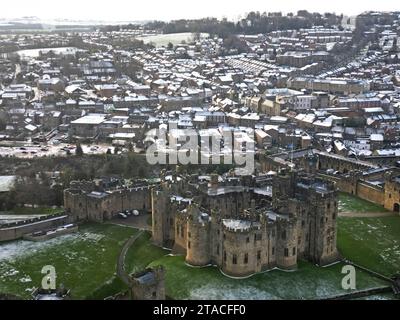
261,148,400,214
152,169,339,277
64,180,153,222
63,169,340,277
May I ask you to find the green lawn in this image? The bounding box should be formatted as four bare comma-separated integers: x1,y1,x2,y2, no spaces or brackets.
148,256,388,300
338,216,400,276
0,223,136,299
124,232,168,275
338,193,388,213
2,215,399,300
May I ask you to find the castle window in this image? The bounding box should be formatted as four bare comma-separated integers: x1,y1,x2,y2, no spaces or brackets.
233,254,237,265
332,213,336,220
302,220,305,227
257,251,261,261
293,247,296,256
272,247,275,255
298,237,301,245
244,253,248,264
282,231,286,240
246,237,250,243
320,217,324,225
327,203,331,210
224,252,227,262
181,227,184,238
152,292,157,298
217,245,220,255
284,248,289,257
188,241,191,249
79,203,83,208
170,219,173,226
255,234,262,241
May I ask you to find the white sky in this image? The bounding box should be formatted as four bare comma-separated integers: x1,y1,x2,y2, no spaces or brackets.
1,0,399,22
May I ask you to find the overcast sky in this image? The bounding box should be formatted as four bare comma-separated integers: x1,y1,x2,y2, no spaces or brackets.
1,0,399,21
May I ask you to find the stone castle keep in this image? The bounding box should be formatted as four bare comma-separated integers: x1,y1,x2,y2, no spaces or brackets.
64,169,340,277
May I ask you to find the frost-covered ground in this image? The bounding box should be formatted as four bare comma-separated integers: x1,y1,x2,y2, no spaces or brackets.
338,216,400,276
2,215,399,300
0,224,136,299
148,215,400,300
0,234,77,262
137,32,209,47
149,256,390,300
338,193,388,213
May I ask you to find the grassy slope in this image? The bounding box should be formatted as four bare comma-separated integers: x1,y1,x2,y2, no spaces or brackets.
0,223,136,299
338,216,400,276
2,214,399,300
148,257,387,300
338,193,388,213
124,232,169,275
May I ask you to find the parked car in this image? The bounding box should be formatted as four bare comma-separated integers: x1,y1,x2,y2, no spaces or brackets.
118,213,128,219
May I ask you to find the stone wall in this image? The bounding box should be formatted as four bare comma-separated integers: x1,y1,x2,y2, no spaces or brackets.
64,185,152,223
357,182,385,206
0,215,69,242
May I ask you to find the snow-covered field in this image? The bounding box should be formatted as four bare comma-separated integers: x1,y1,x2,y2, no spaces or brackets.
0,234,77,263
0,224,136,299
137,32,208,47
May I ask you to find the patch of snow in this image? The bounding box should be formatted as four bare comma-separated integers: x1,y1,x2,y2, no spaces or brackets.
0,234,78,262
189,284,279,300
19,276,32,283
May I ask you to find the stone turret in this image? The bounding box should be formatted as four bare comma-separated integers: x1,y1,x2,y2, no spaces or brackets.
272,169,296,212
151,187,169,247
186,205,211,266
130,266,166,300
276,218,298,270
306,182,339,266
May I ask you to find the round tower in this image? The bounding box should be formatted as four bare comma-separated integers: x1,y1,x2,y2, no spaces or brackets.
276,219,298,270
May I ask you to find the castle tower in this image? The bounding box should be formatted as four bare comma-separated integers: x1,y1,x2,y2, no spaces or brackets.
151,187,169,247
272,169,296,212
306,184,339,266
186,205,211,266
384,171,400,213
276,219,298,270
130,266,166,300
